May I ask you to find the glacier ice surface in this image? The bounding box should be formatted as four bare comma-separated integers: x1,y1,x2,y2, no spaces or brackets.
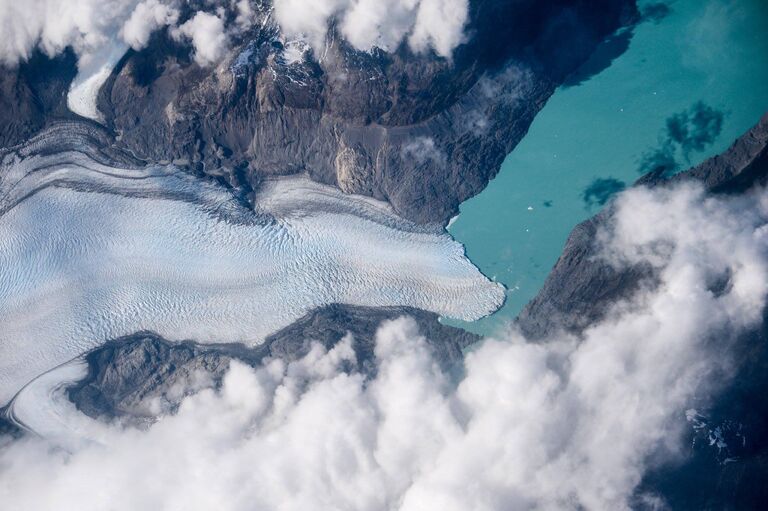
67,42,128,122
0,145,504,405
4,358,104,451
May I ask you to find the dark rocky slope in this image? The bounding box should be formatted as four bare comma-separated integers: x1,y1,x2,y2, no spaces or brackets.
516,112,768,509
66,305,478,422
98,0,636,223
0,50,79,149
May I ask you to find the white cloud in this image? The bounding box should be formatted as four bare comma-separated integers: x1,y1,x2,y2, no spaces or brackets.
272,0,344,50
273,0,468,57
232,0,256,31
171,11,229,66
400,136,446,165
0,1,236,67
1,182,767,510
121,0,179,50
0,0,178,65
408,0,468,57
0,0,135,65
0,0,469,67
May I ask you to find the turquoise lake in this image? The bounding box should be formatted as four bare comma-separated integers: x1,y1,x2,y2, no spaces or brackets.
448,0,768,336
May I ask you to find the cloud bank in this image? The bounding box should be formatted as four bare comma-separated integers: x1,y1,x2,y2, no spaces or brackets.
0,0,469,67
0,0,178,66
273,0,469,57
1,182,767,510
0,0,227,67
121,0,179,50
0,0,132,64
171,11,229,66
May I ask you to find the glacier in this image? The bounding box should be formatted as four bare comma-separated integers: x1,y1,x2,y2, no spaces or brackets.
4,358,101,451
67,42,129,122
0,127,504,405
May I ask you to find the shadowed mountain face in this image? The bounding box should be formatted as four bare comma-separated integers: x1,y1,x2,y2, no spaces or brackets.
635,327,768,510
0,50,79,149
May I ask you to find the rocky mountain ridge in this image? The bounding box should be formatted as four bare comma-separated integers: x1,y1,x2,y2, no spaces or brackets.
1,0,637,224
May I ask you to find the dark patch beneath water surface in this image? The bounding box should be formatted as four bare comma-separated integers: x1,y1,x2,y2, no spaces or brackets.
563,2,674,89
582,177,626,207
640,2,672,24
668,102,725,161
563,29,634,88
638,101,725,176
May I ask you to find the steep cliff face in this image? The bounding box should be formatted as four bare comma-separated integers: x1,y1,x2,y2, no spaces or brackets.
517,113,768,340
96,0,636,223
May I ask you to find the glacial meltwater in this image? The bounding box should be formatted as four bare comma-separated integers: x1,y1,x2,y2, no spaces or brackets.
448,0,768,335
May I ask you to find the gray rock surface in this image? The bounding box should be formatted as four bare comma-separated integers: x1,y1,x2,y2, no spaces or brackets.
98,0,636,224
67,304,479,421
0,50,79,149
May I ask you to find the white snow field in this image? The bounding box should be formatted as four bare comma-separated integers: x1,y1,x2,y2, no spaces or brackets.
0,143,504,405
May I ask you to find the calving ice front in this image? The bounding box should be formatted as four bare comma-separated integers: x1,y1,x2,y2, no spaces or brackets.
2,181,767,510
